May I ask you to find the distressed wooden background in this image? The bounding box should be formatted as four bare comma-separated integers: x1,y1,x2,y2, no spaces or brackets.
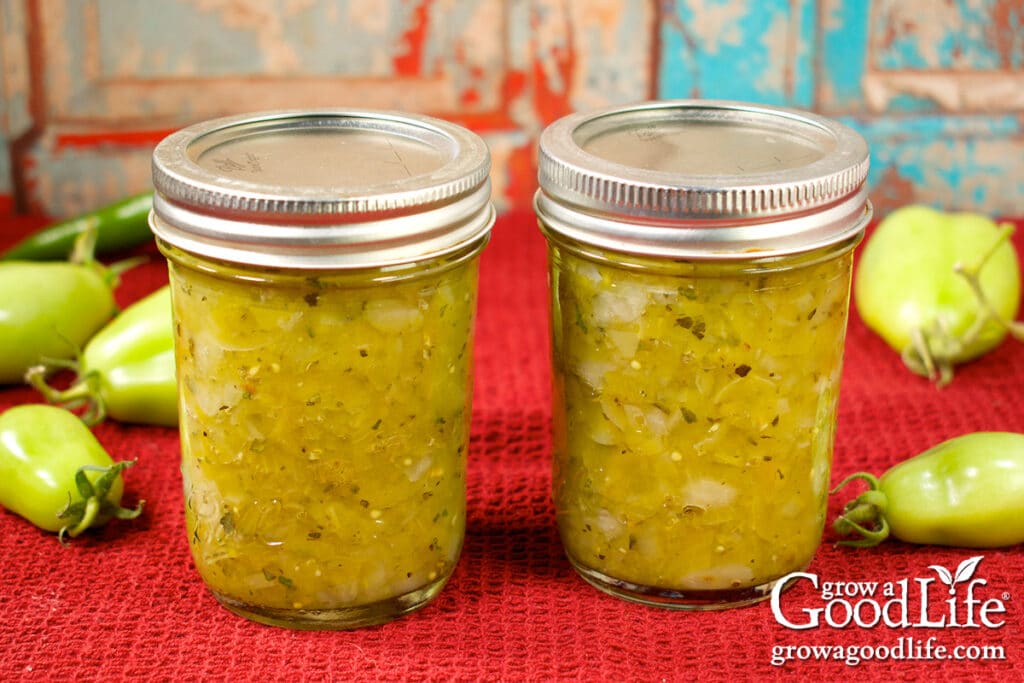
1,0,1022,220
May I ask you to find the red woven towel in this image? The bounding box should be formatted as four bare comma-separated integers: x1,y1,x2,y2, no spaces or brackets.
1,212,1022,681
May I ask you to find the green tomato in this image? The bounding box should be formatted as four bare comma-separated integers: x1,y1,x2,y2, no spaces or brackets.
833,432,1024,548
95,350,177,427
82,285,172,368
27,285,178,426
0,261,116,383
0,404,144,541
854,205,1021,383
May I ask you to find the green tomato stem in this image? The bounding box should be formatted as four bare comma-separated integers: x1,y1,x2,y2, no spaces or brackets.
63,214,146,295
57,460,145,544
64,497,100,540
25,365,107,426
835,516,891,548
958,223,1016,280
901,329,936,383
954,223,1024,343
899,223,1021,386
69,222,99,266
831,471,892,548
106,255,150,281
829,471,881,494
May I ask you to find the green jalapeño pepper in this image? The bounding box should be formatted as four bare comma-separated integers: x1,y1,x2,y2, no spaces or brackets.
833,432,1024,548
0,404,144,542
0,229,121,384
27,285,178,427
1,192,154,261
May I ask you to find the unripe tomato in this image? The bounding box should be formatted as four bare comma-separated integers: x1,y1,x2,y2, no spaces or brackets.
834,432,1024,548
854,205,1021,383
0,262,116,383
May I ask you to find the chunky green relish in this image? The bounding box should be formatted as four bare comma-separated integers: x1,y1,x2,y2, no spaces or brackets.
547,240,854,600
166,246,479,623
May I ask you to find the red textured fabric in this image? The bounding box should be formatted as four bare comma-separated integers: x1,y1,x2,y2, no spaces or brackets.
1,212,1023,681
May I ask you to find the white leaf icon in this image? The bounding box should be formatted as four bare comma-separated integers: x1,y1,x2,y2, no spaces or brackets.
954,556,984,584
929,565,954,586
930,556,984,595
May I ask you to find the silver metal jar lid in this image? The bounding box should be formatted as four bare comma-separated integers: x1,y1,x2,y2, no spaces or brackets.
535,100,871,259
151,109,494,269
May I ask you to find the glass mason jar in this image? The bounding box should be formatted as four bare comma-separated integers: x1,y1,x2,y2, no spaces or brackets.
535,101,871,609
150,110,494,629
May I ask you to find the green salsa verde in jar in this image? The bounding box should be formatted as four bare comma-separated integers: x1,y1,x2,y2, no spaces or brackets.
535,101,871,609
150,110,494,629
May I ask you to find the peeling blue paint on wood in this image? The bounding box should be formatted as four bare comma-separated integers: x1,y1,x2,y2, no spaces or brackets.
873,0,1023,71
841,114,1024,214
820,1,869,111
1,0,1022,218
659,0,815,106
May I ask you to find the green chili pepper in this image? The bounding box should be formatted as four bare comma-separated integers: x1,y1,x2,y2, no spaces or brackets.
26,285,177,427
1,192,154,261
0,230,123,384
832,432,1024,548
0,404,144,542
